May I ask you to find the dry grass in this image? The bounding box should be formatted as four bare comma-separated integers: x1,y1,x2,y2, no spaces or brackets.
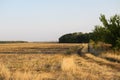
0,43,120,80
100,52,120,63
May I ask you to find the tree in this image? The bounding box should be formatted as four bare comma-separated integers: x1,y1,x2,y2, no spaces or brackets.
59,14,120,49
77,33,90,43
93,14,120,48
93,25,106,42
59,33,78,43
59,32,92,43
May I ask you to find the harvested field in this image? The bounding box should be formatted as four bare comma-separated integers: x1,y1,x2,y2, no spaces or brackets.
0,43,120,80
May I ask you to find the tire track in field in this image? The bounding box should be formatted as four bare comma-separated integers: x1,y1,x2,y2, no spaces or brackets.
83,53,120,71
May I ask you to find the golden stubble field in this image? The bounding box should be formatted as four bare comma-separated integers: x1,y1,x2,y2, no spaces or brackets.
0,43,120,80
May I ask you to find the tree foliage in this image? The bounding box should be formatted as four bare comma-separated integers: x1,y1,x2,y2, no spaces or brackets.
59,14,120,49
93,14,120,48
59,32,92,43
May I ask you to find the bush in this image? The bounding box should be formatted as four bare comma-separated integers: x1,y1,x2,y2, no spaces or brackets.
115,38,120,50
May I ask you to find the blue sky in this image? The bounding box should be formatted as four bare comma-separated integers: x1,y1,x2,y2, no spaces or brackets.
0,0,120,41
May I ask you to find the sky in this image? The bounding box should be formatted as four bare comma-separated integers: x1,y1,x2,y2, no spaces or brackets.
0,0,120,41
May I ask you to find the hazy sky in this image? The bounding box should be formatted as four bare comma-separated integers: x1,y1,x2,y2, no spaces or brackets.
0,0,120,41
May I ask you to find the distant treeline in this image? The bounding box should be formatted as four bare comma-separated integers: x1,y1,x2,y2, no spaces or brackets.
0,41,28,44
59,32,93,43
59,14,120,49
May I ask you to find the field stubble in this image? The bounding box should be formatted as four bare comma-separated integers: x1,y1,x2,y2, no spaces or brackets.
0,43,120,80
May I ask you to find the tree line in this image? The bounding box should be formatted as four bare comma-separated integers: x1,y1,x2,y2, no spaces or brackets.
59,32,93,43
59,14,120,49
0,41,28,44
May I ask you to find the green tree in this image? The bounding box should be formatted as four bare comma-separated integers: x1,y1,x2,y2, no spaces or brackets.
77,33,90,43
93,25,106,42
59,33,78,43
59,32,92,43
93,14,120,48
